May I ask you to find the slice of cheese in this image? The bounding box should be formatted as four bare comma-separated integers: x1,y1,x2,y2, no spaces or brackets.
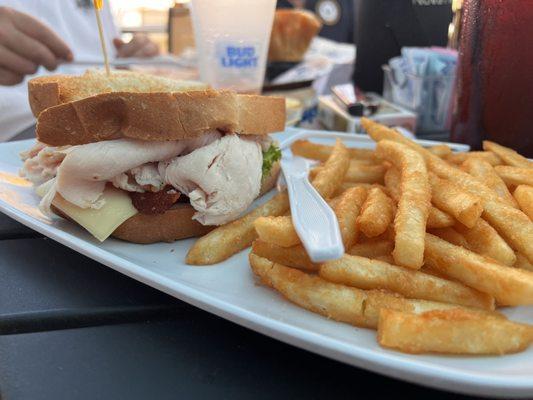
52,187,137,242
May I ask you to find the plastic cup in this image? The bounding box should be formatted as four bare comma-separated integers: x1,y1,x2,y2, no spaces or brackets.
191,0,276,93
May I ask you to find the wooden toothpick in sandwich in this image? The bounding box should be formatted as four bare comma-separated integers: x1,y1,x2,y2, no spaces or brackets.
93,0,111,76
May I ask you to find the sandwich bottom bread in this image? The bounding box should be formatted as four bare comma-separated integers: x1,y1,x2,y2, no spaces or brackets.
20,77,285,244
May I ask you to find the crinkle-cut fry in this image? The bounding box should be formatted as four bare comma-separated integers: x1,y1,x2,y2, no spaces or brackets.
186,192,289,265
251,240,319,271
495,166,533,187
253,216,300,247
514,185,533,220
455,218,516,266
249,253,461,329
333,186,367,248
428,144,452,158
291,139,376,162
483,140,533,169
385,166,453,228
357,186,395,238
375,140,430,269
320,255,494,310
515,253,533,272
311,139,350,198
362,118,533,264
446,151,502,166
428,227,470,248
344,162,385,184
429,173,483,228
461,158,518,208
348,240,394,258
377,308,532,355
424,233,533,306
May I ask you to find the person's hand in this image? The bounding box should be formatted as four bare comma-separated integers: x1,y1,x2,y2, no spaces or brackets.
113,34,160,58
0,7,72,85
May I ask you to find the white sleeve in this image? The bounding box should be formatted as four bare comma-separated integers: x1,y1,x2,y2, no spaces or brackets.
0,83,36,142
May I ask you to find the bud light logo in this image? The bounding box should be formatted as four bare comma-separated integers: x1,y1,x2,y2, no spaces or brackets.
218,44,259,69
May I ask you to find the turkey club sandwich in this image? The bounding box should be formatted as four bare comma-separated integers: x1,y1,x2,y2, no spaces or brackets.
20,70,284,243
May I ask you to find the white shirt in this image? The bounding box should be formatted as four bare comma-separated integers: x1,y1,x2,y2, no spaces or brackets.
0,0,119,140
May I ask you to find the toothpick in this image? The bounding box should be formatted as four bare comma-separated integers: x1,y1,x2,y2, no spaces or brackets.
93,0,110,76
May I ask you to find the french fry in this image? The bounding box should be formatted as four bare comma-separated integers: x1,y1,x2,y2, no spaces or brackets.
483,140,533,169
377,308,532,355
455,218,516,266
363,118,533,264
311,139,350,198
343,162,386,184
428,144,452,158
428,227,469,248
514,185,533,220
250,253,460,329
291,139,375,162
385,166,453,228
333,182,387,197
424,233,533,306
429,173,483,228
357,186,395,238
515,253,533,272
320,254,494,309
333,186,367,248
186,192,289,265
347,240,394,258
254,216,300,247
446,151,502,166
375,140,431,269
427,207,455,229
461,158,518,208
251,240,319,271
494,166,533,187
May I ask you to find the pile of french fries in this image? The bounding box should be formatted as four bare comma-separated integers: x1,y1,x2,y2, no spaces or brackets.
187,118,533,356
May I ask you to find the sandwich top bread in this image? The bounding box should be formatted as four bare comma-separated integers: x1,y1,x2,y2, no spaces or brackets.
20,70,284,244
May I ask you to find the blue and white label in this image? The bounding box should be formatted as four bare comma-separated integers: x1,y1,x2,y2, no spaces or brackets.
217,43,261,69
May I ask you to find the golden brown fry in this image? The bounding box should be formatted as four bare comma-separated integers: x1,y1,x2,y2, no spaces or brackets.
250,253,459,329
385,166,453,228
333,182,387,197
495,166,533,187
429,173,483,228
251,240,318,271
347,240,394,258
375,140,430,269
291,139,375,162
427,207,455,229
483,140,533,169
428,227,469,248
253,215,300,248
357,186,395,238
515,253,533,272
311,139,350,198
514,185,533,220
455,218,516,266
343,162,386,184
320,255,494,309
424,233,533,306
363,118,533,263
428,144,452,158
378,308,532,355
461,158,518,208
186,192,289,265
333,186,367,248
446,151,502,166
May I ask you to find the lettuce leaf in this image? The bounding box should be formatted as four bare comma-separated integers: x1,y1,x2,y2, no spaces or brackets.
262,143,282,177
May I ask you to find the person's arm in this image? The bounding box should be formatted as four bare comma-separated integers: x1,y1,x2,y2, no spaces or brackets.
113,34,160,58
0,7,72,85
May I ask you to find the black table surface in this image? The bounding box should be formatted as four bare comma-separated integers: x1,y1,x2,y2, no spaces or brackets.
1,129,492,399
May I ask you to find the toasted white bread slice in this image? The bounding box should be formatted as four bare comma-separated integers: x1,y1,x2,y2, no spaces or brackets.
36,90,286,146
28,69,208,116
